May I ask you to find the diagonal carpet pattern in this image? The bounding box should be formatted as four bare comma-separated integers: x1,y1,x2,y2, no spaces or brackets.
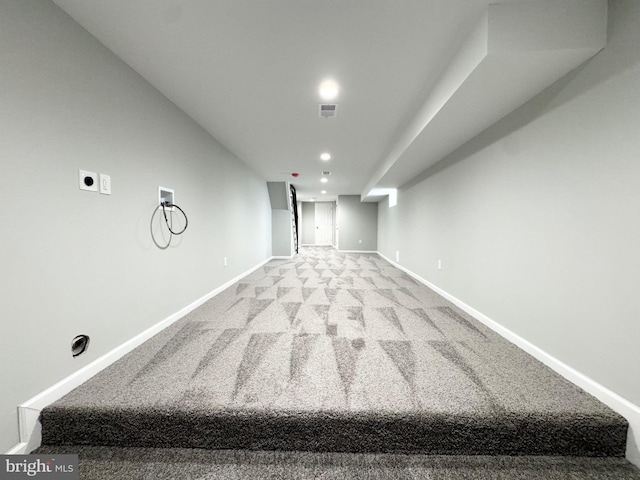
40,247,629,458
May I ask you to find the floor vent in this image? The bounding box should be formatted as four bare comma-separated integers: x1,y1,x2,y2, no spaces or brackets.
318,104,338,118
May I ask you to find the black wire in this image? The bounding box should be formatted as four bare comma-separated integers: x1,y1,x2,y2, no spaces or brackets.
161,202,188,235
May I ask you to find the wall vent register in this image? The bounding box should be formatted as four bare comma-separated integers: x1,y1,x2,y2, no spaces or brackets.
318,104,338,118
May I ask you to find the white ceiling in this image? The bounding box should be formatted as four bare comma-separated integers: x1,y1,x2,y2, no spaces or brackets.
51,0,604,202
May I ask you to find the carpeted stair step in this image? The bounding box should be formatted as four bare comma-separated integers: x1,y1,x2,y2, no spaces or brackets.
35,445,640,480
36,248,632,462
40,405,628,457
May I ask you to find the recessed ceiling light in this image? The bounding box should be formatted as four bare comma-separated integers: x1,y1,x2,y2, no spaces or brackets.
320,152,331,161
321,177,328,183
321,190,327,194
319,80,339,101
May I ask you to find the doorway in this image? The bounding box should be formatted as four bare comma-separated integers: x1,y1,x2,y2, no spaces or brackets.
314,202,333,245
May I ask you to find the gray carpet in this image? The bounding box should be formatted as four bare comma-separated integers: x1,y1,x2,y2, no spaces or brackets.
35,446,640,480
40,247,628,457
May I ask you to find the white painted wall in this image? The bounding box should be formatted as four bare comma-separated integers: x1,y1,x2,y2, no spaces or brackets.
0,0,271,452
267,182,293,257
337,196,378,251
300,202,316,245
271,210,294,257
379,0,640,410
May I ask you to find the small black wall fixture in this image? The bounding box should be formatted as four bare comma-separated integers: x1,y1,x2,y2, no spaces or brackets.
71,335,90,357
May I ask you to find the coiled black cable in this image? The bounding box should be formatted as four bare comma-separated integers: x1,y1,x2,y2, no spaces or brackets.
161,201,188,235
151,201,189,249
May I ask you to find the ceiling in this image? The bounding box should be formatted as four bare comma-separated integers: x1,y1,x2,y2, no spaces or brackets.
51,0,605,202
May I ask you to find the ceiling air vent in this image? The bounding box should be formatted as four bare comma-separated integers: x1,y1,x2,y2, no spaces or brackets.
318,104,338,118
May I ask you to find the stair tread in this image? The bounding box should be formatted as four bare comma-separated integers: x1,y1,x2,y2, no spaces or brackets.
37,250,630,457
41,402,628,456
36,445,640,480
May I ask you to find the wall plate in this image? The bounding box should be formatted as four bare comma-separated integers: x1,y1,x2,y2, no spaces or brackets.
159,186,174,210
79,170,98,192
99,174,111,195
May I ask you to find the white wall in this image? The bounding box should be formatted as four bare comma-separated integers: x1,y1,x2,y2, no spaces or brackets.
337,196,378,251
267,182,293,257
300,202,316,245
378,0,640,407
0,0,272,452
271,210,294,257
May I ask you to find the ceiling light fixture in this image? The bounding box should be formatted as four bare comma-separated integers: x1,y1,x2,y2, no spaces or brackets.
319,79,339,101
321,190,327,194
320,152,331,161
321,177,328,183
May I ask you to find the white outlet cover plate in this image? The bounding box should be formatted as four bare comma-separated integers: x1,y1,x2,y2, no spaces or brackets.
99,174,111,195
158,186,174,210
79,170,98,192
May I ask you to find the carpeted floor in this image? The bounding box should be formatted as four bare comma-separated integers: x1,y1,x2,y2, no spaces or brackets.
40,247,631,460
35,446,640,480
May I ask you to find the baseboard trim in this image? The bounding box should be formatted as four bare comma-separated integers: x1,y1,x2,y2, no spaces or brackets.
5,442,29,455
10,256,273,455
377,251,640,467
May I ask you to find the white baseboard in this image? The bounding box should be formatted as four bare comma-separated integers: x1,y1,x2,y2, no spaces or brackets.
377,251,640,467
10,256,273,455
271,255,295,259
6,442,30,455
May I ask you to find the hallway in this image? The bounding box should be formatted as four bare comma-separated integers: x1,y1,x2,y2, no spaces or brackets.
41,247,627,460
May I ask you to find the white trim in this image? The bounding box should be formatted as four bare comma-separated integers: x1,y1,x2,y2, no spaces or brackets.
9,256,273,455
271,255,295,259
6,442,30,455
377,251,640,467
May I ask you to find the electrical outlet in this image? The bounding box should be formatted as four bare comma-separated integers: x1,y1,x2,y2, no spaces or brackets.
395,251,400,263
358,239,362,245
224,256,228,267
79,170,98,192
438,259,442,270
99,174,111,195
159,186,174,210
